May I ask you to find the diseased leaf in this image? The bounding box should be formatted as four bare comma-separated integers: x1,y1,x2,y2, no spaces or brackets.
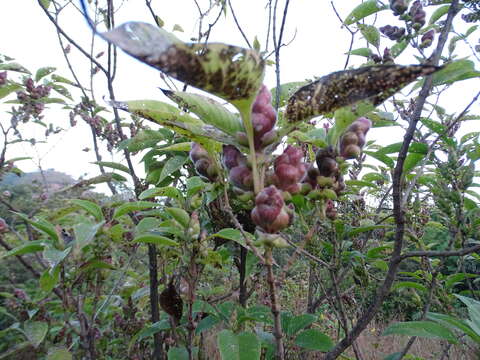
382,321,458,343
101,22,264,102
0,62,31,74
13,212,59,244
286,65,440,123
217,330,261,360
158,155,187,184
390,40,408,58
270,81,309,108
43,247,71,268
345,0,388,25
139,186,183,200
73,222,105,250
162,90,244,136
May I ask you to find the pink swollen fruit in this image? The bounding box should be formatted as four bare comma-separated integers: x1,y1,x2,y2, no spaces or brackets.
251,185,292,233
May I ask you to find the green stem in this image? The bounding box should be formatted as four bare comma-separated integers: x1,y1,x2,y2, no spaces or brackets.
238,104,261,194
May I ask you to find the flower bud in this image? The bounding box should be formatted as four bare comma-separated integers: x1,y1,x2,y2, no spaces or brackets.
251,85,277,149
189,142,218,181
189,142,209,163
229,165,254,190
274,145,307,194
222,145,244,170
390,0,407,16
316,155,339,178
0,71,7,86
380,25,405,41
251,185,291,233
420,29,435,49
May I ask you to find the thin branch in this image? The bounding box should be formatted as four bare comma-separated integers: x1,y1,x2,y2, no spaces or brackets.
272,0,291,110
228,0,252,48
400,244,480,261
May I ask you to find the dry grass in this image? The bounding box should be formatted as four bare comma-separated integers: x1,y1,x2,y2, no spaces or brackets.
200,320,479,360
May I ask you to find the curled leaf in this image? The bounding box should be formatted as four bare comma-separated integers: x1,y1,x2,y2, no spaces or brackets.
285,64,440,123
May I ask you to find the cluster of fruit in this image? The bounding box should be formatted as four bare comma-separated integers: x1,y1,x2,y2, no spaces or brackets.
15,78,51,121
188,86,372,236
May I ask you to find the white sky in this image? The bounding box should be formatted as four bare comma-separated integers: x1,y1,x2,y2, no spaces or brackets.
1,1,479,189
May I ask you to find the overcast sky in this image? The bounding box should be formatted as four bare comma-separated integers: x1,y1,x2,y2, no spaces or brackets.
1,1,479,187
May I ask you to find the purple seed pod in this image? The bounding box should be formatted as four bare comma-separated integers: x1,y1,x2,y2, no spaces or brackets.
25,78,35,92
274,145,307,194
390,0,408,16
420,29,435,48
251,185,291,233
223,145,246,170
229,165,254,190
189,142,209,163
0,71,7,86
251,85,277,149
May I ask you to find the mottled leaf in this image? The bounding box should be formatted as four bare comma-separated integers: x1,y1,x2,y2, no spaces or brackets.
286,65,440,123
359,24,380,48
133,233,178,246
348,48,373,57
101,22,264,102
71,199,104,221
47,347,72,360
35,67,56,82
0,82,22,100
0,241,44,259
113,201,158,219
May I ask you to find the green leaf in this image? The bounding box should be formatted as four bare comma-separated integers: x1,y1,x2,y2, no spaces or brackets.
431,60,480,87
40,0,51,9
168,347,189,360
165,207,190,228
101,22,265,102
392,281,428,292
210,228,253,248
73,222,105,250
285,314,317,336
159,142,191,152
0,241,44,258
115,100,236,145
403,152,425,174
35,67,56,82
217,330,261,360
455,295,480,335
390,40,408,58
344,0,387,25
133,233,179,246
43,247,71,268
382,321,458,343
162,90,244,136
46,347,72,360
427,312,480,343
294,329,334,351
429,5,450,25
186,176,206,197
345,180,378,188
39,267,60,293
158,155,188,184
359,24,380,48
348,48,373,57
71,199,104,221
0,62,31,74
364,151,394,168
93,161,131,175
286,65,439,123
13,212,59,244
0,82,22,100
139,186,183,200
24,321,48,348
113,201,158,219
445,273,477,289
349,225,391,237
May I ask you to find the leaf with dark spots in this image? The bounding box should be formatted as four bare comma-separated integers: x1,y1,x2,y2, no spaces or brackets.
285,64,441,123
101,22,265,102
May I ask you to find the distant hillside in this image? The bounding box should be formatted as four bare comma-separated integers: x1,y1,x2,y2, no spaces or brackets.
0,169,75,188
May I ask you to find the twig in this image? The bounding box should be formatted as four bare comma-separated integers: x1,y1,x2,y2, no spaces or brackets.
228,0,252,48
400,244,480,261
265,248,284,360
272,0,291,110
